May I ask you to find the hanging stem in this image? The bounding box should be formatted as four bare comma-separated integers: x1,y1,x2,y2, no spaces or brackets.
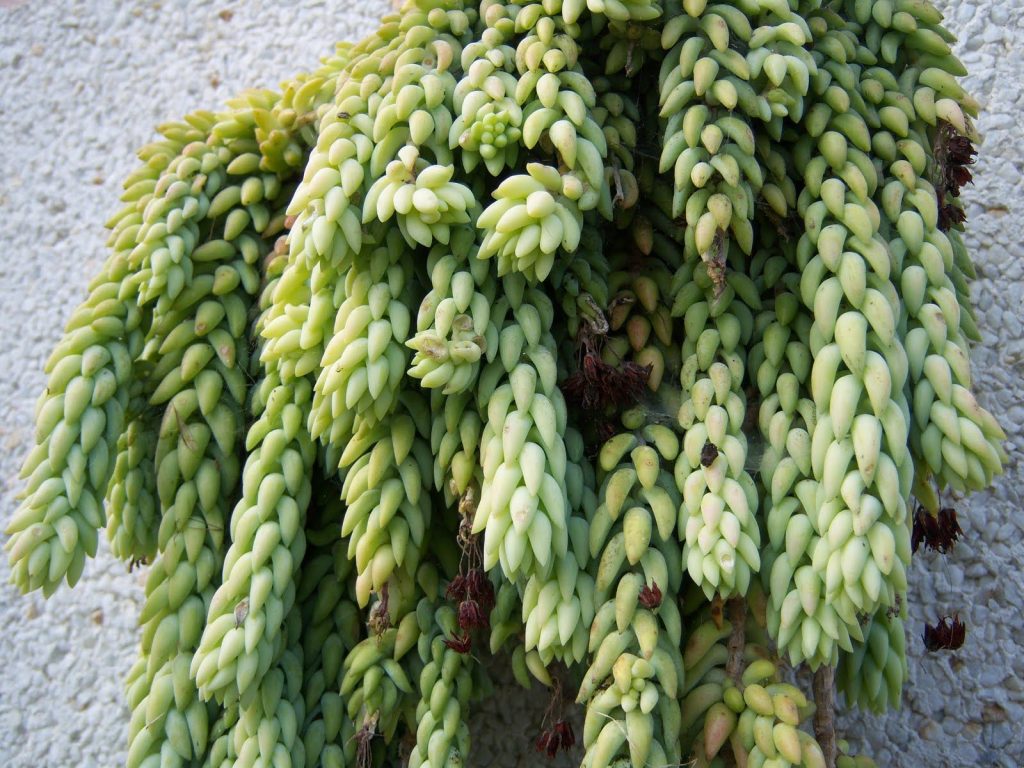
813,666,838,768
725,597,746,685
720,598,747,768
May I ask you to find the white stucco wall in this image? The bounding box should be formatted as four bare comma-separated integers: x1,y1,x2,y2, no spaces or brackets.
0,2,1019,766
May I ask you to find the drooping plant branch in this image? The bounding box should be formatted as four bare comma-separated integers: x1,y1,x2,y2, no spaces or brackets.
4,2,1004,768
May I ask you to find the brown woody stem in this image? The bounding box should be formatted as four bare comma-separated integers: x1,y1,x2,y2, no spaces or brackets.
725,597,746,685
813,666,838,768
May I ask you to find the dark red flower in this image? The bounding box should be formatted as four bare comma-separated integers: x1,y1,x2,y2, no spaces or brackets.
638,580,662,609
458,599,488,631
938,202,967,231
447,568,494,635
535,720,575,758
911,507,929,553
913,506,964,554
554,720,575,750
595,420,619,446
467,568,495,610
535,730,557,758
948,164,974,193
561,353,651,412
445,574,468,603
923,615,966,651
934,122,977,231
444,631,473,654
944,133,977,191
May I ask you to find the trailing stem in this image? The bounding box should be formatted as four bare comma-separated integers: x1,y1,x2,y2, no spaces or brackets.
813,665,838,768
725,597,746,686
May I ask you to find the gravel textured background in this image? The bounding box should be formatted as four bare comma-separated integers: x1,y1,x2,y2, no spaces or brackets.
0,1,1019,766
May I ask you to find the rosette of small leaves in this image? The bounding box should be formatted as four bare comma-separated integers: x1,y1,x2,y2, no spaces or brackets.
455,98,523,174
363,145,476,248
476,162,584,282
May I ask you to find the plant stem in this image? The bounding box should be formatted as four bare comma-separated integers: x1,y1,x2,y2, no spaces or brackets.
725,597,746,686
813,665,838,768
721,598,747,768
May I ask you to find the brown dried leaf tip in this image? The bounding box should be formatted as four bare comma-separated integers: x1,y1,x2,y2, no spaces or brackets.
234,598,249,627
638,580,662,609
700,440,719,467
912,505,964,554
368,583,391,637
923,615,966,652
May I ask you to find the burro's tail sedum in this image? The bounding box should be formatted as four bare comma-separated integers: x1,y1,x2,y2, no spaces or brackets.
6,1,1004,767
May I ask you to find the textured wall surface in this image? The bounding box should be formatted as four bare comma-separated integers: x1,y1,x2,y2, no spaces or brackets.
0,1,1020,766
